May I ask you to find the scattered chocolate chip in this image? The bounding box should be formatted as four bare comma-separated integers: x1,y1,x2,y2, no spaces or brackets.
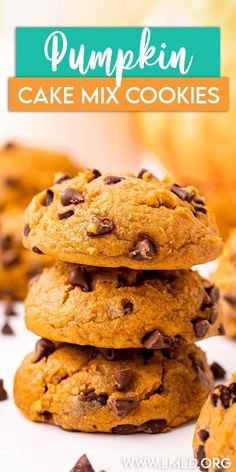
55,174,71,184
170,183,194,202
219,386,231,409
3,176,19,187
2,250,20,268
32,246,44,255
0,234,12,251
189,354,207,382
109,398,138,417
0,379,8,401
3,141,16,150
121,299,133,315
210,362,226,380
87,216,115,236
223,293,236,306
129,238,157,261
142,419,167,433
210,384,236,409
42,189,54,206
69,454,95,472
68,267,91,292
57,209,74,220
209,306,218,324
210,392,219,407
4,300,17,316
137,168,148,179
92,169,101,179
33,338,55,363
113,368,133,391
104,176,124,185
218,324,225,335
1,321,14,335
198,429,209,442
193,205,207,215
112,424,137,434
23,224,31,237
99,348,117,361
142,330,171,349
40,411,53,420
205,285,220,304
193,197,206,206
79,390,108,406
192,319,209,338
229,382,236,395
195,445,207,471
60,188,84,206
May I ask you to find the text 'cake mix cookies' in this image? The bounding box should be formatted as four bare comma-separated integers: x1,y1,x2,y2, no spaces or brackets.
22,170,222,269
25,262,222,349
214,230,236,337
14,342,213,434
193,373,236,471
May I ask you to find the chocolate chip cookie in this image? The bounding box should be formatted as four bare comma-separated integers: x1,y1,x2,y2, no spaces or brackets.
193,373,236,471
0,207,51,299
23,170,222,270
25,262,222,349
14,342,213,434
214,230,236,337
0,142,78,210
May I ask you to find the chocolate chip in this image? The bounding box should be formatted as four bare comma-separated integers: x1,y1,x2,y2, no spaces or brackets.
113,368,133,391
69,454,95,472
4,300,17,316
219,386,231,409
42,189,54,206
40,411,53,420
193,197,206,206
210,392,219,407
112,424,137,434
32,247,44,256
33,338,55,363
210,362,226,380
205,285,220,304
104,176,124,185
1,321,14,335
223,294,236,306
129,238,157,261
142,419,167,433
23,224,31,237
2,250,20,268
229,382,236,395
0,235,12,251
3,176,19,187
68,267,91,292
170,183,194,202
57,209,74,220
142,330,171,349
92,169,101,179
0,379,8,401
3,141,16,150
198,429,209,442
99,348,117,361
219,324,225,335
192,319,209,338
137,168,148,179
195,445,208,471
121,299,133,315
193,205,207,215
209,306,218,324
210,385,234,409
109,398,138,417
87,216,115,236
79,390,108,405
55,174,72,184
60,188,84,206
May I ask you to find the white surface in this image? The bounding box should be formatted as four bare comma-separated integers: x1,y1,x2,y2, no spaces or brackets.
0,301,236,472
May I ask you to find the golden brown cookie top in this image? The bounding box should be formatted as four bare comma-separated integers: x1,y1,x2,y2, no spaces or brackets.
0,142,78,210
193,373,236,471
25,262,223,349
23,169,222,269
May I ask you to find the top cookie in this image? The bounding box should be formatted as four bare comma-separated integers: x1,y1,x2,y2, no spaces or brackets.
23,169,222,270
0,142,78,210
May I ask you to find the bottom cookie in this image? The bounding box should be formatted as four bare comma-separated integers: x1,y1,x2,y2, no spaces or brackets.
193,373,236,471
14,341,213,434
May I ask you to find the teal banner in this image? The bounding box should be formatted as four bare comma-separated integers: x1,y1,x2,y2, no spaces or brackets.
16,27,220,79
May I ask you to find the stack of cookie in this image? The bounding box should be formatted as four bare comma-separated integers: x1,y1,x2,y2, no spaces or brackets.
14,169,223,434
0,142,78,300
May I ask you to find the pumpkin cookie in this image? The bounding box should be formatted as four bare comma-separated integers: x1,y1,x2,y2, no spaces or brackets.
0,142,78,210
0,208,51,300
193,373,236,471
25,262,223,349
14,341,213,434
23,170,222,270
214,230,236,337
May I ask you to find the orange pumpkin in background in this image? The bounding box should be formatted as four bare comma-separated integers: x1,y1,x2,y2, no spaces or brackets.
137,0,236,238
